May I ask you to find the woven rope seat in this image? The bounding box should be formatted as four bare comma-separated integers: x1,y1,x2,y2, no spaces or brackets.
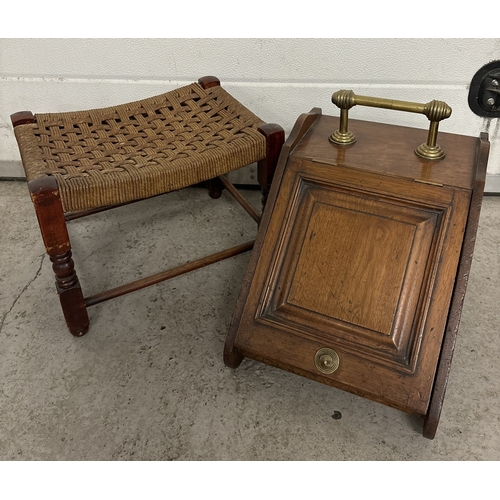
11,76,284,336
14,82,267,213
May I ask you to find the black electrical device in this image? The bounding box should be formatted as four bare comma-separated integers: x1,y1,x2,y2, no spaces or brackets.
468,60,500,118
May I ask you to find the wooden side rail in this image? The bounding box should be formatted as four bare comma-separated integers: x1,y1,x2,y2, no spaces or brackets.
218,175,261,224
85,240,255,307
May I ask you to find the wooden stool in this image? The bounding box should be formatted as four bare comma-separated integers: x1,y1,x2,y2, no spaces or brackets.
11,76,284,337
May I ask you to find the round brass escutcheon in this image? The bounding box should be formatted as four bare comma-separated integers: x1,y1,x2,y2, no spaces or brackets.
314,348,340,374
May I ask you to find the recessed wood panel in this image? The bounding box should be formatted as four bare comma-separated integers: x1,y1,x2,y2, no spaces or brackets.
256,176,443,371
288,200,415,335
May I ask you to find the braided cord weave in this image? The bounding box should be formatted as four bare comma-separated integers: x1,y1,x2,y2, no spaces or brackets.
14,83,267,212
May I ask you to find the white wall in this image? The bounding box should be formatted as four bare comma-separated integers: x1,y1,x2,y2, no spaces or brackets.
1,38,499,187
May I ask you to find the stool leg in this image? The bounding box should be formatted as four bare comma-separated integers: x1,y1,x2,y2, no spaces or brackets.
257,123,285,209
198,75,221,89
29,176,89,337
205,177,224,199
198,77,225,200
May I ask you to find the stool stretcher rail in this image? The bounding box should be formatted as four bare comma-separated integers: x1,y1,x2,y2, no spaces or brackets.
84,240,255,307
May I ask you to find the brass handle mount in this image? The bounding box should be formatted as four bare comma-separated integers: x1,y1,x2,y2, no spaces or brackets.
329,89,452,160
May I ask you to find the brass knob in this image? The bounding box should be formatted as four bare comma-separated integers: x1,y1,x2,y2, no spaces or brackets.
314,348,340,374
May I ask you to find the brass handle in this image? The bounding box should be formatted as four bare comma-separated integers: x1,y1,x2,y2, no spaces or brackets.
330,89,452,160
314,348,340,374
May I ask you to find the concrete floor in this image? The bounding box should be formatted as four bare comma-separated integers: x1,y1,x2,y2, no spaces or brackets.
1,179,499,461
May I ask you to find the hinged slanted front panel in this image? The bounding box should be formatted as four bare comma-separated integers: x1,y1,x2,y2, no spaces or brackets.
257,175,441,373
235,157,470,414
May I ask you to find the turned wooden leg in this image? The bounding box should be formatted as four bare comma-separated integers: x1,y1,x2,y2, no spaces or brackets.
198,75,221,90
198,77,225,200
257,123,285,209
29,176,89,336
205,177,224,199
